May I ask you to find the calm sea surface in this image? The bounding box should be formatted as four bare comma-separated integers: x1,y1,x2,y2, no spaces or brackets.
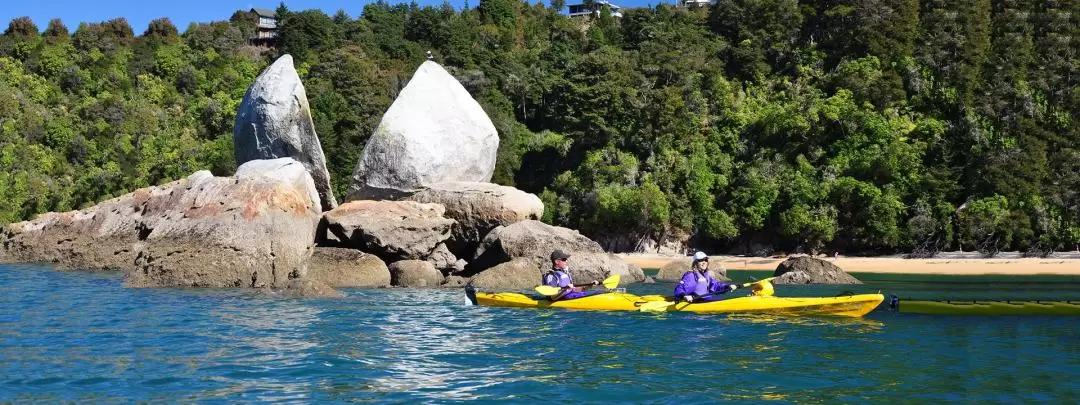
2,263,1079,403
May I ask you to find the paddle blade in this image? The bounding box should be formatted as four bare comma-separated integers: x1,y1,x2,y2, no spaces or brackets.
534,285,561,296
638,300,674,312
740,276,777,288
602,274,621,289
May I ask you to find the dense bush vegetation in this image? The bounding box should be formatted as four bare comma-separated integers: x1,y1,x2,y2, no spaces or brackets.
1,0,1077,256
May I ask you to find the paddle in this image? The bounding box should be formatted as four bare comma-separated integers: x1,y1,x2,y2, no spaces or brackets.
534,274,621,296
637,277,778,312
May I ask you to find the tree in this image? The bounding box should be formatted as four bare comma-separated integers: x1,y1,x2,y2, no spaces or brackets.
709,0,804,80
4,16,38,37
276,1,290,21
43,19,69,44
229,9,258,37
479,0,518,27
277,10,341,61
143,18,179,43
916,0,991,102
956,195,1012,256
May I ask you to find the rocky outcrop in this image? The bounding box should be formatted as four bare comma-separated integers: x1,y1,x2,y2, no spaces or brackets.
389,260,443,287
234,54,337,212
306,247,390,287
282,279,346,298
656,258,729,281
656,259,688,281
404,181,543,256
426,242,463,274
466,258,542,290
772,256,862,284
470,220,645,284
441,275,469,288
347,61,499,200
320,200,455,262
0,158,321,289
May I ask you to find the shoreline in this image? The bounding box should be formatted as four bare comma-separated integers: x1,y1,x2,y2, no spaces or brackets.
617,253,1080,276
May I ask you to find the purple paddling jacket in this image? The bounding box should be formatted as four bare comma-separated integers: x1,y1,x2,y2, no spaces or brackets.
542,269,573,287
674,270,733,299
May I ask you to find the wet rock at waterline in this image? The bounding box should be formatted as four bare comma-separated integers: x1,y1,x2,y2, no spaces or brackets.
234,54,337,212
0,158,321,289
307,247,391,288
281,279,346,298
389,260,443,287
465,258,543,290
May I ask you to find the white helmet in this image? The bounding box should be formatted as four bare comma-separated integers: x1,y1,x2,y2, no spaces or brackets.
692,251,708,262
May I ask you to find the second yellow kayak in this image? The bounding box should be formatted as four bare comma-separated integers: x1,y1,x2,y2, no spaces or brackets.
640,294,885,317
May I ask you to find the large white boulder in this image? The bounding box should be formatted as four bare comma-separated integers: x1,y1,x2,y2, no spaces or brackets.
234,54,337,211
347,61,499,200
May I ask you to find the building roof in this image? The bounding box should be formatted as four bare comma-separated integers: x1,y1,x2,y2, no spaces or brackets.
597,0,622,10
569,0,621,9
251,8,276,18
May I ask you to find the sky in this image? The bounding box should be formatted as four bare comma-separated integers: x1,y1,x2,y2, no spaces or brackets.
1,0,662,34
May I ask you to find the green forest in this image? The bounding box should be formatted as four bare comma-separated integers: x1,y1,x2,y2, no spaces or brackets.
0,0,1077,256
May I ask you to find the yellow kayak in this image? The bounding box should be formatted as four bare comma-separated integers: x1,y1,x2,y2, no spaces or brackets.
464,285,884,317
639,294,885,317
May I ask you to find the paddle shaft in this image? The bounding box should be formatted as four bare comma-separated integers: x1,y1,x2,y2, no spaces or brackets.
681,277,776,300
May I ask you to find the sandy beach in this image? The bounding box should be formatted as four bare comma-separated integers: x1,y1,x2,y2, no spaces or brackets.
618,253,1080,275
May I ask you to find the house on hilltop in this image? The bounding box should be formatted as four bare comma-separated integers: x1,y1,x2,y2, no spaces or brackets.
568,0,624,18
679,0,714,8
250,7,278,45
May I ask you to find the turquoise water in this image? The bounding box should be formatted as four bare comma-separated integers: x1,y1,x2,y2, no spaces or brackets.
2,264,1079,403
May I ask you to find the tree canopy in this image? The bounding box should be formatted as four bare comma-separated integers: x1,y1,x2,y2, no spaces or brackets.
0,1,1077,257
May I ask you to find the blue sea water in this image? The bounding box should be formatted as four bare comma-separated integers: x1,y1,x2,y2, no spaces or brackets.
2,263,1079,403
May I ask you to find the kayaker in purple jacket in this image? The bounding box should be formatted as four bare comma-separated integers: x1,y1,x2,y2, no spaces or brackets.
542,249,600,301
674,252,738,303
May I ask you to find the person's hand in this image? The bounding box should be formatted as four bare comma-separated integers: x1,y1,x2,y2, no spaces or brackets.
683,295,695,302
726,284,738,292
